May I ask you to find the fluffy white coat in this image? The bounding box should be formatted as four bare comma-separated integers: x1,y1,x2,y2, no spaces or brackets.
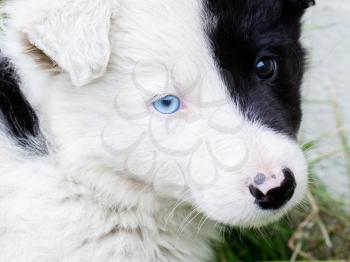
0,0,308,261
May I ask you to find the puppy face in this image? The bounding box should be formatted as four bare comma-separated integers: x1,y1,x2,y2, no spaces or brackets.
4,0,314,227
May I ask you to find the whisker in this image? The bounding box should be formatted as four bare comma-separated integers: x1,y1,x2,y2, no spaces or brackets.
164,190,191,228
178,209,201,236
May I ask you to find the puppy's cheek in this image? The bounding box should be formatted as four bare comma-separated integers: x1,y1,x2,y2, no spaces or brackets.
189,176,255,225
188,144,219,189
151,159,188,197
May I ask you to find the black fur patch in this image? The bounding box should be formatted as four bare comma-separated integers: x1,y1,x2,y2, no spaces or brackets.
0,54,46,152
206,0,314,137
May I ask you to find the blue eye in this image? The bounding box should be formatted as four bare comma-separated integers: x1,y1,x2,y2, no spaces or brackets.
153,95,181,114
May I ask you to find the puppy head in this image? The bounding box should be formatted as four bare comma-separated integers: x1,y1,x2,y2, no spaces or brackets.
8,0,314,227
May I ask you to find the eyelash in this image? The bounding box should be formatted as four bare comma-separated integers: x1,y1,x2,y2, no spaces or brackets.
150,94,169,104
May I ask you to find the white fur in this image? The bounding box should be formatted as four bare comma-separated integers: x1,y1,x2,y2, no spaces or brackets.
0,0,308,261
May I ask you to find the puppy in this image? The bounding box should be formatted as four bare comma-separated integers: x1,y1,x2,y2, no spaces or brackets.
0,0,314,261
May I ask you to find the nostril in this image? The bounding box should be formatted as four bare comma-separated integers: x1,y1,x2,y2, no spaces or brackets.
254,173,266,185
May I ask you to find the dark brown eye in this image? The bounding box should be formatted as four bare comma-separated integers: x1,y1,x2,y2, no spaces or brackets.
255,57,277,80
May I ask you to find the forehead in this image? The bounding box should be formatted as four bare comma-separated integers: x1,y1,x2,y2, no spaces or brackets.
207,0,283,21
115,0,208,62
113,0,294,67
113,0,223,96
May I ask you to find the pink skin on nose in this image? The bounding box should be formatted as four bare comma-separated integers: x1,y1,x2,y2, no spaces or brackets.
254,173,284,195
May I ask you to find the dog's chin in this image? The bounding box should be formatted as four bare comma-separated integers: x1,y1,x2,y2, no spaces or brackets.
204,206,289,228
192,193,302,229
232,209,288,228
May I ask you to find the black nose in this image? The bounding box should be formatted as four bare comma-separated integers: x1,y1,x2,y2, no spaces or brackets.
249,168,297,210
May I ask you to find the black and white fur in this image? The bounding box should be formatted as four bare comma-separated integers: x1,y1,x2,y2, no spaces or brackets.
0,0,314,261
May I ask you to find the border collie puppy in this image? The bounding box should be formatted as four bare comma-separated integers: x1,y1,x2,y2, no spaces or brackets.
0,0,314,261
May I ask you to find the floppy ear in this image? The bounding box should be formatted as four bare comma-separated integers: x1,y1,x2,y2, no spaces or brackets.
287,0,316,9
23,0,114,87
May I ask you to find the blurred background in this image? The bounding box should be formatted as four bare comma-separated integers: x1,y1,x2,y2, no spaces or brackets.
302,0,350,208
218,0,350,260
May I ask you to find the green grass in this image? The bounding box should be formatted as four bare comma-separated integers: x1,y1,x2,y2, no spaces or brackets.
214,183,349,261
